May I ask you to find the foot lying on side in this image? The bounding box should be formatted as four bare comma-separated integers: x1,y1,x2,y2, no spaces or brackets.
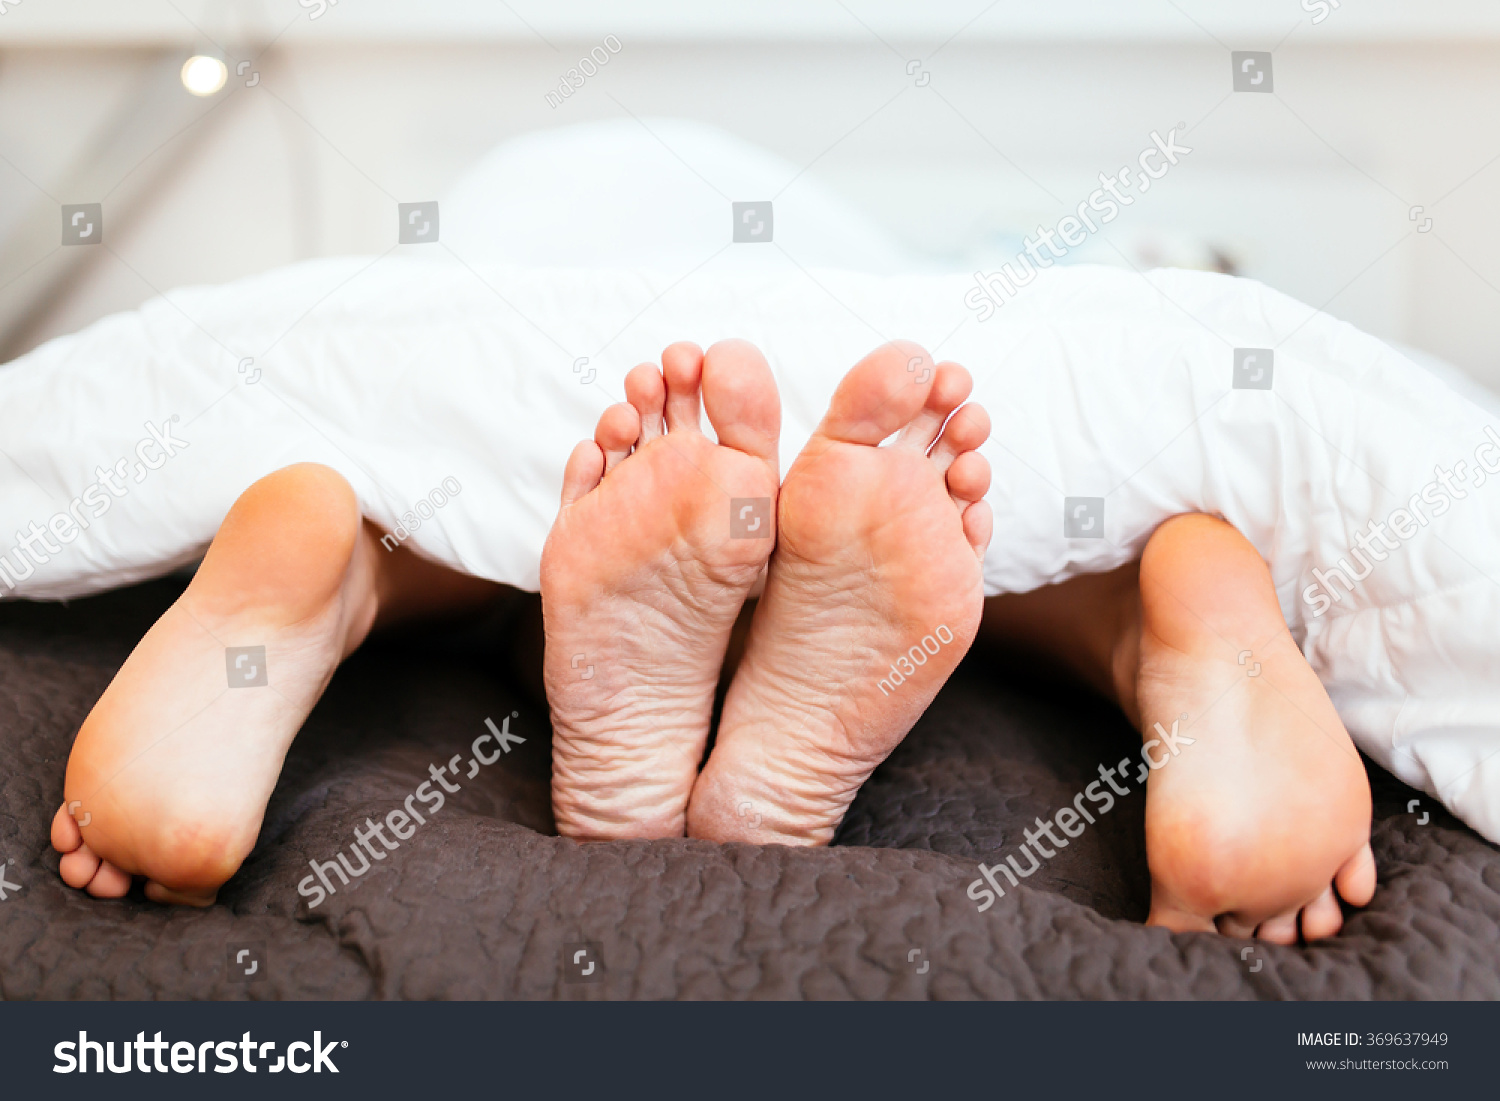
542,340,781,839
51,463,381,906
1132,513,1376,942
687,341,992,844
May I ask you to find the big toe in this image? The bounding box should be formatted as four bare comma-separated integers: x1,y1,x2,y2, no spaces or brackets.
816,340,937,446
701,338,781,462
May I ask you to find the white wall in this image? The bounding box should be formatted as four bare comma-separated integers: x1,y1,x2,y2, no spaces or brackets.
2,4,1499,383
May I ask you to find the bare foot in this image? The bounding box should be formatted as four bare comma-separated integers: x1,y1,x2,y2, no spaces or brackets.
50,464,383,905
542,340,780,839
687,342,992,844
1134,514,1376,942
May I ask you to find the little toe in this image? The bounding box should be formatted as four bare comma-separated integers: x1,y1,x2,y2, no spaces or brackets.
930,402,991,473
702,339,781,463
1335,842,1377,907
595,402,642,475
1301,884,1345,941
1256,908,1301,945
895,363,972,453
86,858,132,899
662,341,705,433
560,441,605,507
815,340,936,446
626,363,667,442
961,500,992,559
59,843,102,889
51,802,82,852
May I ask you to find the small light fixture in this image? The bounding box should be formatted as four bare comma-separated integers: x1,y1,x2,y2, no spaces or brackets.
181,55,228,97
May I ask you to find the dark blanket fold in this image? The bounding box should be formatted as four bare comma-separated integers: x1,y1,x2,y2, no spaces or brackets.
1,580,1496,1000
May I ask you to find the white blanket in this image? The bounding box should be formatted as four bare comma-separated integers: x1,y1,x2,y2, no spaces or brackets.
2,256,1499,846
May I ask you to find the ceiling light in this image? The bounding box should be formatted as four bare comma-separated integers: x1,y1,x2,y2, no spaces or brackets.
181,55,228,97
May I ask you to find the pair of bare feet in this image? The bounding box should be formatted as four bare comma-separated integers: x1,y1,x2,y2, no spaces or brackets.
542,339,992,847
49,337,1375,945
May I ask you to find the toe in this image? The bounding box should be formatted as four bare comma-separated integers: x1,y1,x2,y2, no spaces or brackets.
815,340,936,446
59,842,102,889
661,341,705,434
85,859,132,899
1334,842,1377,907
946,450,991,507
1256,908,1300,945
560,441,605,507
702,338,781,463
595,402,642,474
895,362,972,453
51,802,82,852
962,500,992,559
930,402,991,474
626,363,667,442
1301,884,1345,941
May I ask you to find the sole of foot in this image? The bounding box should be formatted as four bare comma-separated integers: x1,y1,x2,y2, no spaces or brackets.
542,340,781,840
50,463,379,906
687,341,992,845
1133,513,1376,942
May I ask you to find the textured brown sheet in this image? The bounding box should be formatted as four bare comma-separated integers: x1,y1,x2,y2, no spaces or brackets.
1,579,1497,1000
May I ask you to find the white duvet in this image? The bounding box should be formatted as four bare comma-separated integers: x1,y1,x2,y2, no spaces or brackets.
2,121,1497,845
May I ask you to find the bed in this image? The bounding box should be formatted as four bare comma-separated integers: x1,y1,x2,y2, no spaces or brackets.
2,577,1496,1000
